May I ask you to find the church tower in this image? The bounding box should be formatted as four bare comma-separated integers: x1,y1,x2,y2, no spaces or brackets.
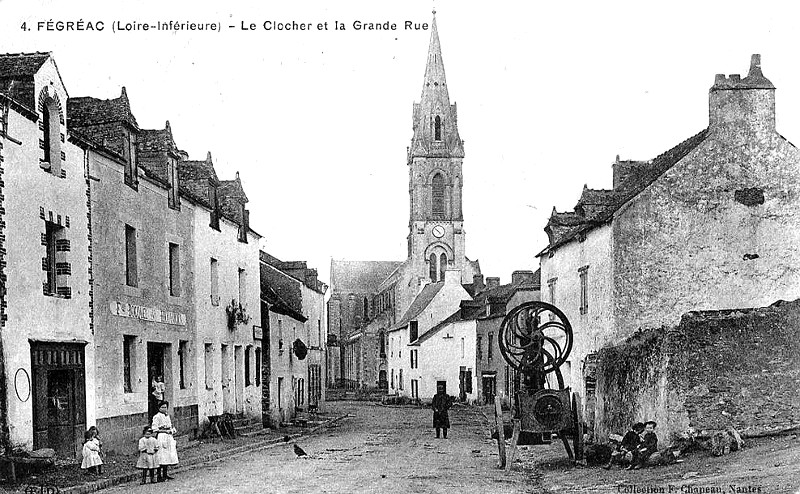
407,13,471,284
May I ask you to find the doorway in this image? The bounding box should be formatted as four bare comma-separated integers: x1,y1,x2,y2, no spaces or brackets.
31,343,86,458
221,345,233,414
147,343,170,419
234,345,243,414
277,377,284,423
482,374,496,405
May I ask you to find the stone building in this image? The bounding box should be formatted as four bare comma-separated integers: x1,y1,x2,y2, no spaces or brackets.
537,54,800,426
179,153,262,429
328,15,481,390
473,271,540,406
0,52,94,457
260,252,326,425
69,91,197,453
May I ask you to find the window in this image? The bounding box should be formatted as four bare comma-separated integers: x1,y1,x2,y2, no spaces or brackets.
409,321,419,342
434,115,442,141
432,173,445,217
255,348,261,387
209,186,220,230
547,278,557,320
169,243,180,296
123,336,136,393
41,96,62,175
278,319,283,350
461,337,465,358
579,266,589,315
124,131,138,187
488,332,494,361
317,320,321,348
410,349,418,369
399,369,403,390
43,222,61,295
245,345,252,386
477,336,482,361
125,225,137,287
168,158,179,210
204,344,214,389
363,297,369,321
391,369,394,389
210,258,219,305
429,253,437,282
238,204,249,243
379,332,386,358
178,340,188,389
439,253,447,281
238,268,246,304
411,379,418,399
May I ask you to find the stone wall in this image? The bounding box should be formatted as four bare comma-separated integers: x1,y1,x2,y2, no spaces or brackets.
595,300,800,445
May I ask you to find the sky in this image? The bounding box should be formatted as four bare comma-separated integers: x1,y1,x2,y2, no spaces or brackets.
3,0,800,287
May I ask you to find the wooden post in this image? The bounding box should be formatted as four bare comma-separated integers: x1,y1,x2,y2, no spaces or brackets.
505,419,521,471
494,396,506,468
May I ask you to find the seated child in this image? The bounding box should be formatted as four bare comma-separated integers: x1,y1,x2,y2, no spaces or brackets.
604,422,644,469
629,420,658,470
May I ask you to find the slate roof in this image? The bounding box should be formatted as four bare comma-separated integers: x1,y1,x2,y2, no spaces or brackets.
178,152,218,208
388,282,445,332
539,128,709,256
330,260,403,294
410,310,463,345
260,259,306,322
68,87,139,130
0,52,49,109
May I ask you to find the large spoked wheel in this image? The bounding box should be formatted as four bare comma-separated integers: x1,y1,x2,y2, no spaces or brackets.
498,301,573,375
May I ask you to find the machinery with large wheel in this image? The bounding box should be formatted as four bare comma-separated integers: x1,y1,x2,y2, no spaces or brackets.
497,301,585,464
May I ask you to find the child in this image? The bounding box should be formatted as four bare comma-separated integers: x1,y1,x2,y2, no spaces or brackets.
604,422,644,469
80,429,103,475
88,426,104,462
629,420,658,470
136,427,160,484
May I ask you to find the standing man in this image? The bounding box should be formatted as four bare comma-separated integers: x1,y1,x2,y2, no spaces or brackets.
432,384,453,439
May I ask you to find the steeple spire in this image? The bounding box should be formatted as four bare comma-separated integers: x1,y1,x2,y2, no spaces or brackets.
409,12,464,159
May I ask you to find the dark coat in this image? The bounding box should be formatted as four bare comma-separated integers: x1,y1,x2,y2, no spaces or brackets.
431,393,453,429
640,431,658,455
621,430,641,452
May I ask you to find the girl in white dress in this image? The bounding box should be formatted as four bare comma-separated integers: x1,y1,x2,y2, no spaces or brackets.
152,401,178,481
80,429,103,475
135,426,160,484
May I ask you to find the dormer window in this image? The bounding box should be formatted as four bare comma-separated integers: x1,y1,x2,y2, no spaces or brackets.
209,185,220,230
237,203,249,243
168,158,180,210
434,115,442,141
123,131,138,188
40,95,62,176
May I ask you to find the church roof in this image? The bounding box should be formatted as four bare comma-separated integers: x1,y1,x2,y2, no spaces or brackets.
539,128,709,256
330,260,403,294
389,282,445,332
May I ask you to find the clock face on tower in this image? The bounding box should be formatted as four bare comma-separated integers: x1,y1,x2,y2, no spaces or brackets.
432,225,445,238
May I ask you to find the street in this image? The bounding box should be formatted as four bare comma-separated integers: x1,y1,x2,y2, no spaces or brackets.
102,402,538,494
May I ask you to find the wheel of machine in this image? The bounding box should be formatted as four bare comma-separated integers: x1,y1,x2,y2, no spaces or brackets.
498,301,573,376
572,393,585,463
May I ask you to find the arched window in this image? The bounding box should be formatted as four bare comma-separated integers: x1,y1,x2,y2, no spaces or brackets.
429,253,437,282
439,253,447,281
434,115,442,141
41,96,61,174
432,173,445,218
379,332,386,357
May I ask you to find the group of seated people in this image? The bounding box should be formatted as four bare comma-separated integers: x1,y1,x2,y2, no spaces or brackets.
604,420,659,470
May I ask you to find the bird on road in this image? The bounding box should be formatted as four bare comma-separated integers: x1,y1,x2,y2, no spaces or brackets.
293,444,308,457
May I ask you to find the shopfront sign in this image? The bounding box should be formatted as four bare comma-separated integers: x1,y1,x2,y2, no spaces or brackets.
109,301,187,326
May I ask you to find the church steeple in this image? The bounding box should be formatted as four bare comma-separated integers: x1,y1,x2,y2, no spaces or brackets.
409,12,464,160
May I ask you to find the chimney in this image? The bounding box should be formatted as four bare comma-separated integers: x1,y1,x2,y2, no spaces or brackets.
486,277,500,290
473,274,485,294
487,296,506,316
709,54,775,137
444,269,461,285
511,270,535,286
305,268,318,288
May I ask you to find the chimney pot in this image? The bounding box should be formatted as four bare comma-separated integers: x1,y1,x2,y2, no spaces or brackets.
511,270,535,286
714,74,726,85
729,74,741,83
486,277,500,290
473,274,485,294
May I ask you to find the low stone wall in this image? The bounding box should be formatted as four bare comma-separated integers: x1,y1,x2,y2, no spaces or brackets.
595,300,800,445
97,404,198,454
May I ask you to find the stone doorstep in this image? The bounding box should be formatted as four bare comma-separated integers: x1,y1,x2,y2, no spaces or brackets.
59,414,350,494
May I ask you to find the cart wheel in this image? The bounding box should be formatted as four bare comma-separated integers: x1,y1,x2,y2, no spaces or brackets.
572,393,585,463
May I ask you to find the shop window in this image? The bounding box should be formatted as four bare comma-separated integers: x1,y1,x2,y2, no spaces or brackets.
178,340,188,389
